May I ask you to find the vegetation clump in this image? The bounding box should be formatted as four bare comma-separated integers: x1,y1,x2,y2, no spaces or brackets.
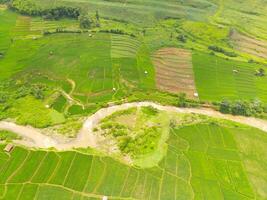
79,14,94,29
208,45,238,57
10,0,80,19
0,130,21,141
97,107,163,158
255,68,265,77
219,99,266,117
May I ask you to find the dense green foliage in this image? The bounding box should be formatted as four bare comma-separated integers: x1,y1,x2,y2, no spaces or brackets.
219,100,266,117
10,0,80,19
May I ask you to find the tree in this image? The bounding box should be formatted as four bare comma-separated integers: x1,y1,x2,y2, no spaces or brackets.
95,10,100,27
79,14,94,29
177,34,187,43
219,100,231,114
231,101,251,116
95,10,99,21
177,93,187,107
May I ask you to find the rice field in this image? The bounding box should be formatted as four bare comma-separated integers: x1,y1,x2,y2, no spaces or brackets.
0,14,156,113
1,121,267,199
0,10,17,54
193,52,267,102
111,35,140,59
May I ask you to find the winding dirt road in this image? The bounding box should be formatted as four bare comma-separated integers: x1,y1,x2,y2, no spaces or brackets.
1,102,267,150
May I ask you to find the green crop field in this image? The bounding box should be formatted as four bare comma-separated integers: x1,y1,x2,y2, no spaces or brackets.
1,121,267,199
1,0,267,199
193,52,267,102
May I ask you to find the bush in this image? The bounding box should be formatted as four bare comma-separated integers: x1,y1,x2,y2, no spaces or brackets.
208,45,238,57
141,106,159,116
177,34,187,43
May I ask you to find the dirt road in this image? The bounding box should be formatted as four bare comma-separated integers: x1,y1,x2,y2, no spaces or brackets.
1,102,267,150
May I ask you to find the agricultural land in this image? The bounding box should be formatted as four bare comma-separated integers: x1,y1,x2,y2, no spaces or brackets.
1,0,267,199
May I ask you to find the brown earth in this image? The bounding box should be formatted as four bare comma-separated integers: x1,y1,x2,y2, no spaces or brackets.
152,48,197,98
230,30,267,59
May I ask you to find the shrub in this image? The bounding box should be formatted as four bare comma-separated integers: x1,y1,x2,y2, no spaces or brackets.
141,106,159,116
208,45,238,57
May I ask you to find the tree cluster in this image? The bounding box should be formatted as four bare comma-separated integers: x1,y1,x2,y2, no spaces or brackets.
219,99,266,116
0,0,10,3
10,0,80,19
42,7,80,20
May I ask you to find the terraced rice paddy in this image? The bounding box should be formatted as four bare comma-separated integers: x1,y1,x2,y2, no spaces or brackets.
12,16,32,39
1,122,267,199
153,48,197,98
193,52,267,102
111,35,140,58
0,10,17,54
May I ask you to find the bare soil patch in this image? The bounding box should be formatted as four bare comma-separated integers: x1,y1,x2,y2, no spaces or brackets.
230,30,267,59
152,48,197,98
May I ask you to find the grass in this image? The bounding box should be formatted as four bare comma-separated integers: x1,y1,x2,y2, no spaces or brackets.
1,119,267,199
0,130,21,141
51,95,66,113
7,96,65,128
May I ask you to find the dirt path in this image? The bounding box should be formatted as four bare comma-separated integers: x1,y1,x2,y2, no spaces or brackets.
1,102,267,150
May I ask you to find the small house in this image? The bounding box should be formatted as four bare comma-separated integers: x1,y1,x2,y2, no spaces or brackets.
102,196,108,200
4,144,14,153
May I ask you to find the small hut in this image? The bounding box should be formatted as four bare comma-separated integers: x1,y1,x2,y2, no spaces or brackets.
102,196,108,200
4,144,14,153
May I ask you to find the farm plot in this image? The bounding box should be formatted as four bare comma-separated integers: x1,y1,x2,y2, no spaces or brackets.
193,52,267,102
153,48,197,98
230,30,267,60
11,16,32,39
1,120,267,199
30,17,79,34
111,34,155,92
172,123,265,199
0,10,17,54
111,34,140,58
